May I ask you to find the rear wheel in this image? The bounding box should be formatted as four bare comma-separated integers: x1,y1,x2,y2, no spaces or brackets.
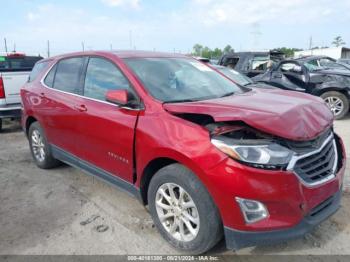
148,163,223,254
28,122,60,169
321,91,349,120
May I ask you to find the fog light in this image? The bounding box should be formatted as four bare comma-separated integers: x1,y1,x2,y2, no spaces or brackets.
236,197,269,224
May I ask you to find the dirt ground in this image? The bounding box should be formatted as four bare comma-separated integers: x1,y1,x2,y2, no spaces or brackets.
0,117,349,255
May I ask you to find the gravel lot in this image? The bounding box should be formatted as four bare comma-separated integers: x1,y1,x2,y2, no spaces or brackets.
0,117,349,255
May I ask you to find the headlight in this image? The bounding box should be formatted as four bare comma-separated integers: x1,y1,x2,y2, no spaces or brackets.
211,136,293,168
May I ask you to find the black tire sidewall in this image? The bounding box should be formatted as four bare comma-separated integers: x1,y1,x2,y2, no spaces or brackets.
148,164,222,254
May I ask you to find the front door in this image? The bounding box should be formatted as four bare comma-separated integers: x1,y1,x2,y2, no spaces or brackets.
75,56,140,183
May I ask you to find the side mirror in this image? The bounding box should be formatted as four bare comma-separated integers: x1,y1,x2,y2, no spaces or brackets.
105,90,129,106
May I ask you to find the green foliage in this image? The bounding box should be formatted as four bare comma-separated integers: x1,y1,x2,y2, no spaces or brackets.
191,44,233,59
332,36,346,47
272,47,303,58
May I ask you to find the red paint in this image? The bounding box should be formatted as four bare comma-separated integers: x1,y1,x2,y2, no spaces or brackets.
106,90,129,105
21,51,346,236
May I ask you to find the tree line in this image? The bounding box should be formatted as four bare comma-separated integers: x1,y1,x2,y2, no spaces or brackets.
192,36,347,59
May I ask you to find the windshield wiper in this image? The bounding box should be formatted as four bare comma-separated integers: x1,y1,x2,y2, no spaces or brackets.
163,98,199,104
218,91,235,98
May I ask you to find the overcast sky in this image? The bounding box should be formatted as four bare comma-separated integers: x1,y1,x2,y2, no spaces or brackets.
1,0,350,56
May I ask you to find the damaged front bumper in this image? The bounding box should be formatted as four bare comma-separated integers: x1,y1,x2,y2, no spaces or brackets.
224,189,342,250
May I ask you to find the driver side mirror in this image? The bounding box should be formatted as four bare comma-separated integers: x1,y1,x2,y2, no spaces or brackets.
105,90,130,106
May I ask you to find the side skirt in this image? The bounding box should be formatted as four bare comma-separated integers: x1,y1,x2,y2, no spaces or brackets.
51,144,143,202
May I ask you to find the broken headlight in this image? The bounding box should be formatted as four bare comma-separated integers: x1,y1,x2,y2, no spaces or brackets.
211,136,293,169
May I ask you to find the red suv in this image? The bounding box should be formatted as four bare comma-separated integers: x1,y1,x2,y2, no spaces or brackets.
21,51,346,254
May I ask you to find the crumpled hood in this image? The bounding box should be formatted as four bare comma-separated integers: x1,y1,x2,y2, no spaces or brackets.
163,89,334,141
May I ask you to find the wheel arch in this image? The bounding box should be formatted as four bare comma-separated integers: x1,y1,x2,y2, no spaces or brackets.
139,157,178,205
25,116,38,136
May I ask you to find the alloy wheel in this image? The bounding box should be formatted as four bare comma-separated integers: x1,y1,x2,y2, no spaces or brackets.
155,183,200,242
31,129,46,162
324,96,344,116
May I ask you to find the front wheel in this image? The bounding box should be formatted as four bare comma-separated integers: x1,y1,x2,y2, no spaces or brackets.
148,164,223,254
321,91,349,120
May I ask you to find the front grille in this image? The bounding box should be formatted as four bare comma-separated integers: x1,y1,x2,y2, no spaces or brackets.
282,128,332,154
293,137,337,185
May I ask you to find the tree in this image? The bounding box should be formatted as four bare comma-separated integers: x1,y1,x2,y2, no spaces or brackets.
193,44,203,56
223,45,234,54
272,47,303,58
332,36,346,47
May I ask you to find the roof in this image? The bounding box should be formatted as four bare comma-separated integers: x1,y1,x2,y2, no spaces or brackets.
44,50,188,61
295,55,335,62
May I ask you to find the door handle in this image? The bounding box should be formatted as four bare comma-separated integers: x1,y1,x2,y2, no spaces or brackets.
74,104,87,112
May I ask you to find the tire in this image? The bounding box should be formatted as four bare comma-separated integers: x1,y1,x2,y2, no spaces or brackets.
148,163,223,254
28,121,60,169
321,91,349,120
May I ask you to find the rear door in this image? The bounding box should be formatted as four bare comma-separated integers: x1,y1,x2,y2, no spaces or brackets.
76,56,140,182
39,56,87,157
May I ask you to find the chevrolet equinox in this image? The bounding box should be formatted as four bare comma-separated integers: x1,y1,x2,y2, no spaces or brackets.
21,51,346,254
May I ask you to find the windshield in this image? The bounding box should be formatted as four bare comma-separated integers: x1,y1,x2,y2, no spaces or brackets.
217,67,253,86
304,58,347,72
124,58,243,103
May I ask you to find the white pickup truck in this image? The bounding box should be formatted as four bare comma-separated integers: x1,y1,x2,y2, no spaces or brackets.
0,53,42,131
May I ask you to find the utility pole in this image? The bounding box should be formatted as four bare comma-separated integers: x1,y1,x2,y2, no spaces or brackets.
4,38,8,54
82,41,85,52
110,44,113,51
309,36,313,50
47,40,50,58
13,43,16,52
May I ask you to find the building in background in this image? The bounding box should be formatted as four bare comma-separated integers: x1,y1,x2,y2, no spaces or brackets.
294,47,350,59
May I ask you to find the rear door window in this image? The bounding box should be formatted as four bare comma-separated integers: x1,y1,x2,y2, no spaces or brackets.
53,57,85,95
83,57,133,101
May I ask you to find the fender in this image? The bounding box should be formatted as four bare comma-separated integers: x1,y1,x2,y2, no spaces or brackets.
311,80,350,97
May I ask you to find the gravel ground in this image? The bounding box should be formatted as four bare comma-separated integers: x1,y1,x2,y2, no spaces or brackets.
0,117,349,255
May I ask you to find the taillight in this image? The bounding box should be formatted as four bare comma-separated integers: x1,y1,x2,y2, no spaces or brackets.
0,77,5,98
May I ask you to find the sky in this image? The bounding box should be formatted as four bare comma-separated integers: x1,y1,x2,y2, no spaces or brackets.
1,0,350,57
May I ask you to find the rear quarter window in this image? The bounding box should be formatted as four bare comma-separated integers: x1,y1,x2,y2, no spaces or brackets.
28,61,50,82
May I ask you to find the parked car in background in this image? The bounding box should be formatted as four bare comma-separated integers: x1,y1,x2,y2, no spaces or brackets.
21,51,345,254
0,53,42,131
299,55,350,71
253,56,350,119
195,57,275,88
218,50,284,77
211,65,275,89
